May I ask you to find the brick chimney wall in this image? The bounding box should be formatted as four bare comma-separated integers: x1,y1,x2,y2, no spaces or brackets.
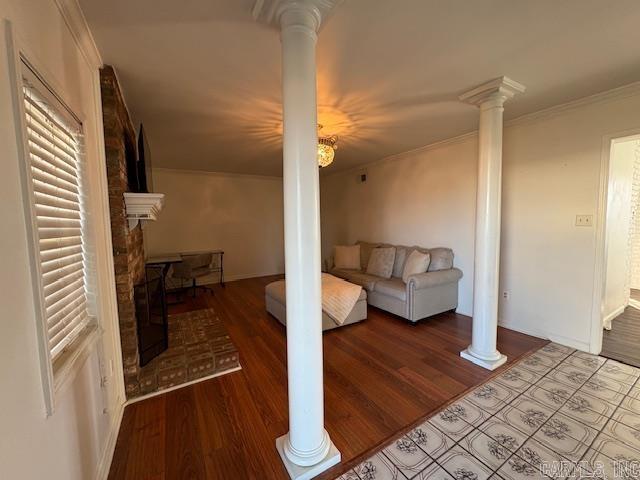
100,65,145,398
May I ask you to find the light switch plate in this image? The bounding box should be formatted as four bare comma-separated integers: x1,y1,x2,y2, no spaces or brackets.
575,214,593,227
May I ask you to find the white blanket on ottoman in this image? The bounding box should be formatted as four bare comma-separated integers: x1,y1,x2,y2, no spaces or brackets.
322,273,363,325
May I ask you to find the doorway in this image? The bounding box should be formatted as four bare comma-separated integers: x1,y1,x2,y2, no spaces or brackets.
600,134,640,366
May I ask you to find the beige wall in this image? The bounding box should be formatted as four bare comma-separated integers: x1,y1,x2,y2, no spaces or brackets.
0,1,122,479
145,168,285,281
321,87,640,351
321,139,477,315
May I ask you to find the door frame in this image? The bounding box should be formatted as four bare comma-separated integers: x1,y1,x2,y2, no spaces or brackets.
590,129,640,354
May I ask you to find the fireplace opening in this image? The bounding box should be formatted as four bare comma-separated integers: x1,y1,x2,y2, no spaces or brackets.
135,265,168,366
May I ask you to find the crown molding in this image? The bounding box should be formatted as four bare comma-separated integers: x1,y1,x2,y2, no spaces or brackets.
459,76,526,106
506,80,640,128
153,166,283,181
52,0,102,69
324,80,640,179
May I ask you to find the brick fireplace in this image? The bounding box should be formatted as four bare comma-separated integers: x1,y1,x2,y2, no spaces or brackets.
100,66,146,398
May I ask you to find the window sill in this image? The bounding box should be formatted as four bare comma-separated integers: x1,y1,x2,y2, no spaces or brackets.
52,323,101,401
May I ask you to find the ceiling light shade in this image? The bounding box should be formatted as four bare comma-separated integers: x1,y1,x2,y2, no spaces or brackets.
317,125,337,168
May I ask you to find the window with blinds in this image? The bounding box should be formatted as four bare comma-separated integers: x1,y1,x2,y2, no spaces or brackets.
22,66,93,364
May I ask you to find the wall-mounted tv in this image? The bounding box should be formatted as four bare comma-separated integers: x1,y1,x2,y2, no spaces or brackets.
137,124,153,193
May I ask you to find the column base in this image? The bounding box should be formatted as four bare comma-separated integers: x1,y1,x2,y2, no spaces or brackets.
276,434,341,480
460,348,507,371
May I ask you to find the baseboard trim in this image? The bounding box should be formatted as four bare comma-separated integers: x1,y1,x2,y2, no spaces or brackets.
498,318,591,353
189,270,284,287
603,304,626,330
125,365,243,406
95,396,125,480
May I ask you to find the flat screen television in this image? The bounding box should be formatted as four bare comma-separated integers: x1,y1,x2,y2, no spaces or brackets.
137,124,153,193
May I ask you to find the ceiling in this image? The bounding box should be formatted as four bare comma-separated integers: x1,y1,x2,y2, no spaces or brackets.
80,0,640,176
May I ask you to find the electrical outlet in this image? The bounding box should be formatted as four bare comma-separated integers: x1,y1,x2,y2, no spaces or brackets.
575,214,593,227
502,291,509,300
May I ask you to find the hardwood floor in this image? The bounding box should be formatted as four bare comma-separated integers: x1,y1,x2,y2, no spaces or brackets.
601,289,640,367
108,275,547,480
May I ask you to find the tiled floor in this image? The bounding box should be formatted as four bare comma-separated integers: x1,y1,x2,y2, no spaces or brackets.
337,343,640,480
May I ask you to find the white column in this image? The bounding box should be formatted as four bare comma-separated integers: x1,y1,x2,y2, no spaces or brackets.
459,77,525,371
268,1,341,479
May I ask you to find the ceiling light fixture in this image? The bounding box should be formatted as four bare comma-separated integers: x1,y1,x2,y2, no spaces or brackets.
317,124,337,168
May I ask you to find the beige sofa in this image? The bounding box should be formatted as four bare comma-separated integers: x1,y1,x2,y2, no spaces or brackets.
329,241,462,323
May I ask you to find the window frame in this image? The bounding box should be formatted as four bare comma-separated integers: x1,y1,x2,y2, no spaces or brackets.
7,32,100,415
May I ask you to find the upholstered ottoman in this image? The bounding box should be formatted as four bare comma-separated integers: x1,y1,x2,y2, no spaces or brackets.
265,279,367,331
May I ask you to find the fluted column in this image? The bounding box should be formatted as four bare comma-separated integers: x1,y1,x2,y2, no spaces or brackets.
459,77,525,370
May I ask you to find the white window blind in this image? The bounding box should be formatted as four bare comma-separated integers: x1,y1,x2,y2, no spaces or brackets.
22,68,92,363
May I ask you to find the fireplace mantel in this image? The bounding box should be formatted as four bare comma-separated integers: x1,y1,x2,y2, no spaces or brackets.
123,192,165,229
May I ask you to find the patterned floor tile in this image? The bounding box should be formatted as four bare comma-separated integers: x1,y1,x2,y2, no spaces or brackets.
495,367,540,393
505,397,555,435
572,351,607,367
438,445,494,480
578,382,625,405
412,462,455,480
598,360,640,385
382,435,434,478
564,354,605,373
461,429,521,470
599,420,640,454
465,383,511,414
430,409,474,441
610,408,640,432
581,447,635,480
520,354,556,376
479,419,529,451
546,369,590,390
553,365,592,386
497,454,550,480
539,343,575,360
533,424,590,462
590,434,640,464
441,398,492,427
336,469,360,480
522,385,569,411
408,421,456,459
535,378,578,397
626,385,640,400
354,452,402,480
516,438,568,473
543,412,599,445
587,373,633,395
620,395,640,415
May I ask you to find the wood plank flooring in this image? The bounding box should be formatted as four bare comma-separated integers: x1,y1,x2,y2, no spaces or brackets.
108,275,547,480
601,289,640,367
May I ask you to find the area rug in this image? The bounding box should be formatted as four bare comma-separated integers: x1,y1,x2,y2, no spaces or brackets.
135,308,240,397
335,343,640,480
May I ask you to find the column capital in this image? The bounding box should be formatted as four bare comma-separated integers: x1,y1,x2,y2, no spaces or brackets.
252,0,341,31
459,76,526,108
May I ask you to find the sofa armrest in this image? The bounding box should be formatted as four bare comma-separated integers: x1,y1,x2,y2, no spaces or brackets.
407,268,463,290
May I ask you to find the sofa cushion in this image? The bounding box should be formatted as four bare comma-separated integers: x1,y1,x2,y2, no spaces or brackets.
356,241,380,270
334,244,361,270
330,267,359,280
392,247,408,278
342,271,380,291
428,247,454,271
374,278,407,301
366,247,395,279
402,250,431,283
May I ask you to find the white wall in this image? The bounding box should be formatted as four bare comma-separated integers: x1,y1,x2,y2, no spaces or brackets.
321,86,640,352
321,139,477,315
145,168,285,281
602,138,637,325
0,1,122,479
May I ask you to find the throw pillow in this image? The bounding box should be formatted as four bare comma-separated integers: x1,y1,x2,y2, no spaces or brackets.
366,247,396,279
357,241,380,270
334,245,361,270
402,250,431,283
392,247,408,278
